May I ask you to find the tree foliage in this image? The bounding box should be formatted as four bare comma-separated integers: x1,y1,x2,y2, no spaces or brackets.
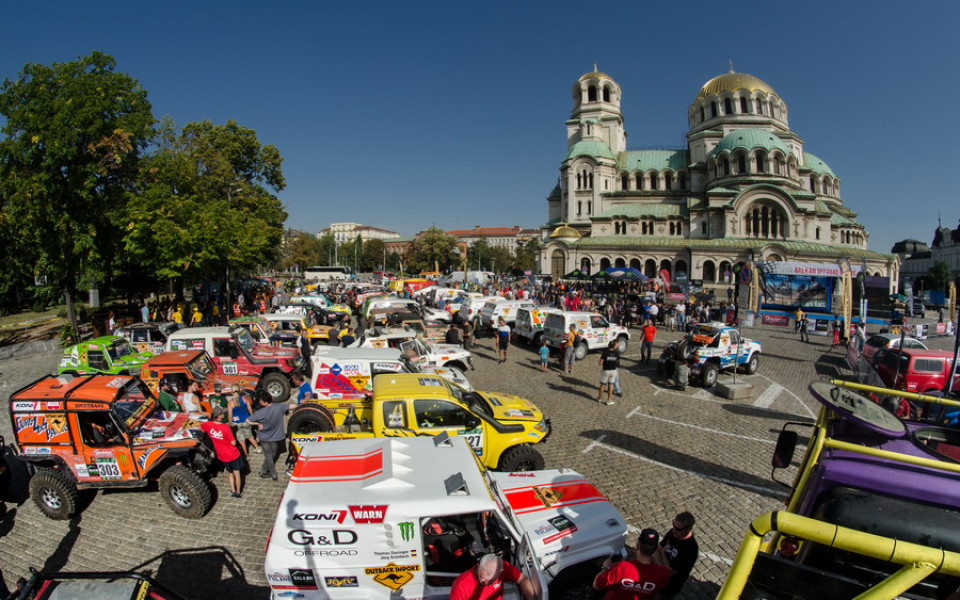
927,260,955,292
405,227,459,273
0,52,154,330
125,118,287,289
281,231,323,272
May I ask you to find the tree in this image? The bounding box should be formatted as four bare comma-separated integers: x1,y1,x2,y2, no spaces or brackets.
126,118,287,297
927,260,954,292
281,232,323,272
514,238,542,274
466,238,492,271
406,227,459,273
0,52,154,334
361,239,386,272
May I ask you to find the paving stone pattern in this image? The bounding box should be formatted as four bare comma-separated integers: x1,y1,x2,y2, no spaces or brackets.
0,322,955,598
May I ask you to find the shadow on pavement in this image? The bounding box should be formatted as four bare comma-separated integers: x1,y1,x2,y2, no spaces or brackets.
814,351,849,379
722,404,815,423
580,429,785,501
135,546,270,599
546,381,596,402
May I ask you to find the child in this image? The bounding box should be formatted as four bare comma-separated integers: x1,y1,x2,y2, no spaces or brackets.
539,339,550,372
201,406,246,498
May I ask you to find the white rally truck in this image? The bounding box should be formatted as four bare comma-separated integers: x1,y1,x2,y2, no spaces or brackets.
264,435,627,599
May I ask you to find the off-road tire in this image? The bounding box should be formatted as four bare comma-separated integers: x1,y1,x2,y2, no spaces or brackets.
158,465,212,519
29,467,79,520
497,445,545,472
701,363,719,388
260,372,290,402
574,342,589,361
615,335,628,354
745,353,760,374
288,404,336,435
549,564,601,600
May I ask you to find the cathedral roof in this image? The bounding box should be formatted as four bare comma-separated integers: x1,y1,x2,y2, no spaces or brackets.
712,129,789,156
549,224,582,239
578,70,613,82
695,71,777,101
596,204,689,219
574,236,892,260
802,152,836,177
565,140,616,161
618,150,689,171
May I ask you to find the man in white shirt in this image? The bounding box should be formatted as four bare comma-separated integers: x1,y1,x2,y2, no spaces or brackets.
180,381,202,413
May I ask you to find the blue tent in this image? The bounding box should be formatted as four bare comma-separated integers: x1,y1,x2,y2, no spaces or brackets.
605,267,648,282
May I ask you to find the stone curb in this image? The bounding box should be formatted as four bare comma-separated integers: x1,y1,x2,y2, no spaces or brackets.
0,338,60,361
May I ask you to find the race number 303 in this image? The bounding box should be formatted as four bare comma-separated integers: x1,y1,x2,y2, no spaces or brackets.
94,457,121,479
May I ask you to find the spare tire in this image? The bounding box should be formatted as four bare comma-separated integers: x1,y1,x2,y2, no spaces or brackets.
288,404,336,435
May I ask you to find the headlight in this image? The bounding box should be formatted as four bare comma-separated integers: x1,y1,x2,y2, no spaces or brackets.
534,419,549,434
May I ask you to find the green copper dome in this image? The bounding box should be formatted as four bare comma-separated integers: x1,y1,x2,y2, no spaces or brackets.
803,152,836,177
565,140,616,161
711,129,789,157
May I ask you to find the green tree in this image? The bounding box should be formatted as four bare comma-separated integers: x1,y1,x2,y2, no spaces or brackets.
126,118,287,296
361,238,386,272
406,227,459,273
281,232,323,272
0,52,154,334
927,260,955,292
317,233,336,266
466,238,492,271
514,238,542,274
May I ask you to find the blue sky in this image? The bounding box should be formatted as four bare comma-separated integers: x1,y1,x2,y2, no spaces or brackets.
2,1,958,255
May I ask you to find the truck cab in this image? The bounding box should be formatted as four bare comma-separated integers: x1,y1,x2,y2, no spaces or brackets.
354,328,473,372
660,322,762,387
58,336,154,376
288,373,550,472
264,436,626,600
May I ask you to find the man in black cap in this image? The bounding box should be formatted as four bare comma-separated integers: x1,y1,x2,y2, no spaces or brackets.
593,528,672,599
657,512,699,597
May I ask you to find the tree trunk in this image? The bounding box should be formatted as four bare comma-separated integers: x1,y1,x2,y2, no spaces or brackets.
64,285,79,340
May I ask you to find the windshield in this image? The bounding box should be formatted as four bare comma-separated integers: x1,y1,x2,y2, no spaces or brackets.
189,355,215,379
235,329,257,353
108,340,134,360
114,382,155,429
401,355,424,373
414,338,430,356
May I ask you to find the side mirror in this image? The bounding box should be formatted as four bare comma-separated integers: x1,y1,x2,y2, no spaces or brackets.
772,430,798,469
465,415,481,430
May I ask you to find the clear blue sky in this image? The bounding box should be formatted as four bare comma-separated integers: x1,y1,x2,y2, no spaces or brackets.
2,0,957,255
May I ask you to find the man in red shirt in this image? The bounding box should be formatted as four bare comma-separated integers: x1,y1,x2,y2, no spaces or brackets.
640,320,657,365
593,529,673,599
200,407,246,498
450,554,535,600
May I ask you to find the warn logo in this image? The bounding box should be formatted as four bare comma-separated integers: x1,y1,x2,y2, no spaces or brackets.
292,511,348,523
349,504,388,523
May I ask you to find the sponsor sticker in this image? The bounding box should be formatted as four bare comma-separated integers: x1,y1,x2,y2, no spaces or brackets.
398,521,415,542
364,562,419,591
288,569,318,590
324,576,359,588
349,504,388,524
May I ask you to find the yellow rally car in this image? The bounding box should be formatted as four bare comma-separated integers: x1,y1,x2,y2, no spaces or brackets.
288,373,551,471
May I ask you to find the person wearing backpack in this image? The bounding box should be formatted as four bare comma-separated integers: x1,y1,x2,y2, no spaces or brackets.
563,324,579,374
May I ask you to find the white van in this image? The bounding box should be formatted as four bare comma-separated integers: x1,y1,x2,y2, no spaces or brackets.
513,307,562,345
264,436,627,600
542,311,630,360
459,295,501,324
310,346,473,398
478,299,535,330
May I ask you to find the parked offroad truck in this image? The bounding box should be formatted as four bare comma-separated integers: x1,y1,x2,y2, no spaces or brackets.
288,372,550,471
719,380,960,599
265,435,627,600
58,336,154,376
657,321,761,387
9,374,216,520
140,350,259,413
166,326,304,402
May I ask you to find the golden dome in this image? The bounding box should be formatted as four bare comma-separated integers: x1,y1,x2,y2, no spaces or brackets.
549,224,582,239
695,72,776,101
579,70,612,82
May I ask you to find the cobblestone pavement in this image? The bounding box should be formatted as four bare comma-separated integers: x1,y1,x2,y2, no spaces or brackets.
0,322,955,598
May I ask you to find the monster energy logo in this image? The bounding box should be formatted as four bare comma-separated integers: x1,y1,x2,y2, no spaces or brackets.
398,521,414,542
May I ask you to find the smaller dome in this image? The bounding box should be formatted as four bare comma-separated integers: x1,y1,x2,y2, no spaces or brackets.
579,70,613,82
696,72,776,101
802,152,836,177
712,129,789,157
549,223,582,239
565,140,616,161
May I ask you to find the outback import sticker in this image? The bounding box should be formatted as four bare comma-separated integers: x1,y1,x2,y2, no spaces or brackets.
364,562,419,590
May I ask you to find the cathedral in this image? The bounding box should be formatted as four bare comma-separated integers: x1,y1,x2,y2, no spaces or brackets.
540,68,898,292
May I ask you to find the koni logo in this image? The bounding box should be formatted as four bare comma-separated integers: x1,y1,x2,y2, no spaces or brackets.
292,511,348,523
349,504,388,523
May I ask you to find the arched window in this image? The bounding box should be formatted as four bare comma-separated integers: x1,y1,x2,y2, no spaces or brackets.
577,201,582,215
719,261,732,283
650,173,659,190
674,260,688,277
679,173,687,189
711,102,718,117
756,154,765,173
744,201,787,239
588,172,594,188
700,106,705,122
603,87,610,102
815,227,821,240
724,98,733,114
635,174,643,189
576,173,582,188
740,97,748,113
755,98,763,114
774,156,783,175
660,259,672,273
703,261,716,282
600,258,611,270
614,222,620,235
588,86,597,102
644,259,657,278
630,258,641,269
720,158,729,176
550,250,566,278
615,258,626,268
665,173,673,190
621,174,628,190
580,257,591,274
737,155,746,174
809,176,817,193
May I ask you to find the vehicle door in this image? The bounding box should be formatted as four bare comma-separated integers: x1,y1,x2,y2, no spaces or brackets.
590,315,610,346
87,349,109,373
213,337,249,376
727,329,744,365
400,340,428,366
71,410,139,482
514,532,546,600
129,328,151,354
412,398,485,459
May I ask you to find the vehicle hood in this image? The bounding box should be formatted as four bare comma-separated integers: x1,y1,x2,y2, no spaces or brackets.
251,346,299,359
201,373,259,392
132,411,208,444
491,470,626,565
118,352,155,366
422,365,473,391
476,391,543,421
429,343,469,357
